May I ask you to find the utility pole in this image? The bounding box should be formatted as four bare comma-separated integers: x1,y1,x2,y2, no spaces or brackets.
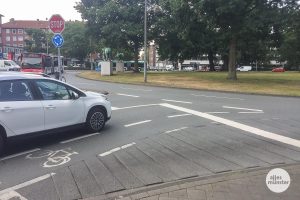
144,0,147,83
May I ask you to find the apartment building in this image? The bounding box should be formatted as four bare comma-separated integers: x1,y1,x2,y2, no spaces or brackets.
0,14,48,59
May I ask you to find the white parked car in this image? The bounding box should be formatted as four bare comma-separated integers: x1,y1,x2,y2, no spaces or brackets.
0,73,111,155
166,65,174,71
0,60,21,72
236,66,252,71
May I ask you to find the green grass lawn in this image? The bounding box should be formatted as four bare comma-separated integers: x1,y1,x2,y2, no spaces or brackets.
78,71,300,97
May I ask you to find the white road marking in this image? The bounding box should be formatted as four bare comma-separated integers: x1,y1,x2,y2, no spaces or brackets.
112,104,159,111
160,103,300,148
99,142,136,157
162,99,192,104
238,111,264,114
120,87,152,91
60,132,100,144
0,191,28,200
0,148,40,162
168,114,192,118
75,83,94,85
191,94,244,100
223,106,263,112
0,173,55,196
116,93,140,98
205,112,230,114
112,107,119,110
124,120,152,127
165,127,188,133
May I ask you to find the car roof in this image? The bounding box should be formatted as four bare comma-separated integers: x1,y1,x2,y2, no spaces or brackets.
0,72,48,81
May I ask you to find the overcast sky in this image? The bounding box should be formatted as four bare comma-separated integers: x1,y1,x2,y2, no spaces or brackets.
0,0,82,23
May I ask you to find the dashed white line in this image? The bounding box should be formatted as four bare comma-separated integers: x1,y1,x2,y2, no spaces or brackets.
161,103,300,148
60,132,100,144
205,112,230,114
124,120,152,127
165,127,188,134
191,94,244,100
168,114,192,118
0,148,40,162
112,104,159,111
223,106,263,112
112,107,119,110
116,93,140,98
162,99,192,104
238,112,264,114
0,173,55,196
120,87,152,92
99,142,136,157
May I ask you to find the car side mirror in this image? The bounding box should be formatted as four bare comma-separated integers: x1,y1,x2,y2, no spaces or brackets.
71,92,79,100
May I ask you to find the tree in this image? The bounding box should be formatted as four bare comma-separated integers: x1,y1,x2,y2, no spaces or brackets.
24,29,48,53
279,6,300,70
196,0,298,79
75,0,157,71
61,21,90,61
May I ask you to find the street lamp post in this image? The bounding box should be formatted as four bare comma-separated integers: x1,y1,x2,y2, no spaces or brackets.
144,0,147,83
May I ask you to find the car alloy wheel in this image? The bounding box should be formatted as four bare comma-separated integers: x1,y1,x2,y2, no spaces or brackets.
86,108,106,132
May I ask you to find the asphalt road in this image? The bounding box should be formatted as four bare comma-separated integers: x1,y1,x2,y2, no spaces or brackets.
0,70,300,200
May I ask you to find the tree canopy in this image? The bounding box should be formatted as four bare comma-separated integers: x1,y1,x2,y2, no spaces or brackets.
75,0,300,76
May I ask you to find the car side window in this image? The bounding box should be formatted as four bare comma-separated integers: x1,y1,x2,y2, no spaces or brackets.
0,80,33,101
36,80,71,100
4,61,12,67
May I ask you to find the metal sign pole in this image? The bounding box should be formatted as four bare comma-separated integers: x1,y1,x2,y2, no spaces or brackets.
144,0,147,83
58,47,61,80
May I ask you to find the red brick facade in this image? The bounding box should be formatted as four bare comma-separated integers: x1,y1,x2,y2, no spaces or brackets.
0,16,49,59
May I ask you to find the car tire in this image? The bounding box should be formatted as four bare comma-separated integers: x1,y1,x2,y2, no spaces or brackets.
86,107,106,132
0,134,4,156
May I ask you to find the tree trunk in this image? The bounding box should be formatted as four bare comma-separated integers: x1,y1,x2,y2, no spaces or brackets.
208,50,215,71
221,54,229,71
227,36,237,80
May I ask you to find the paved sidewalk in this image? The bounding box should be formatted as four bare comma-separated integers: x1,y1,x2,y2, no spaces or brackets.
85,163,300,200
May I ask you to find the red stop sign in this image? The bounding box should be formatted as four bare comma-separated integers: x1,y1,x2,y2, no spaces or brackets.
49,14,65,34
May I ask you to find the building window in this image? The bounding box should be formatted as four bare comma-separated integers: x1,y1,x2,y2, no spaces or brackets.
6,29,10,34
18,29,23,34
6,36,11,42
18,36,24,41
12,29,17,34
18,44,24,47
13,36,17,41
13,44,17,47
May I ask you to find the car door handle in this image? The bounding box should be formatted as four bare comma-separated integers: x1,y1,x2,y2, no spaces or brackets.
45,105,56,110
1,107,13,112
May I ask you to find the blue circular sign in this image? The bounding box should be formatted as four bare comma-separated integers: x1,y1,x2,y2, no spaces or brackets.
52,34,64,48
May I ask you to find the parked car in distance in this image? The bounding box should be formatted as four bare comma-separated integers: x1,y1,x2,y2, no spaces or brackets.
0,60,21,72
214,66,222,71
272,67,285,72
0,72,111,155
166,65,175,71
72,64,82,68
236,66,252,71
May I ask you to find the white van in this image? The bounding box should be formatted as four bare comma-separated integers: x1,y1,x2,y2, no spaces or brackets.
0,60,21,72
237,66,252,71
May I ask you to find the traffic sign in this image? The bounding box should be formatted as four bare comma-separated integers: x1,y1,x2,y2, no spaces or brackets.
49,14,65,34
52,34,64,48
